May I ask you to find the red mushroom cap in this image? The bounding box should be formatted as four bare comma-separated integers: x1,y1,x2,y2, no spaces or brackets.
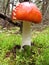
12,2,42,23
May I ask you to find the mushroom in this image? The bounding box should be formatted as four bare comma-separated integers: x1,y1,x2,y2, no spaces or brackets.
12,2,42,47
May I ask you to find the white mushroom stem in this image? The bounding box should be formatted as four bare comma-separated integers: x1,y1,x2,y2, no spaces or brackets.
22,21,32,46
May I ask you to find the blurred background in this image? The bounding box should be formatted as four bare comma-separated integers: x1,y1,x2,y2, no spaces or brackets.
0,0,49,30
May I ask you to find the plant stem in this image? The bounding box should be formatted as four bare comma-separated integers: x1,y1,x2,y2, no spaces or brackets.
22,21,32,46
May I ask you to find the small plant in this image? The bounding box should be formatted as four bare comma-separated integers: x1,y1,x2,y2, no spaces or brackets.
32,28,49,65
0,31,22,65
0,27,49,65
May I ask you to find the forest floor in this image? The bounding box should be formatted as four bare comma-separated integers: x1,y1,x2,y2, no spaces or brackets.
0,26,49,65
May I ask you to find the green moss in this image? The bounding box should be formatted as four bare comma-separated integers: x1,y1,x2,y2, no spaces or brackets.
0,27,49,65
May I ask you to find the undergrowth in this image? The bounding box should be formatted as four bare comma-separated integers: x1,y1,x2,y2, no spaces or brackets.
0,27,49,65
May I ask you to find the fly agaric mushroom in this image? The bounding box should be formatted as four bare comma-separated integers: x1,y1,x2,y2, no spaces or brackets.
12,2,42,47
